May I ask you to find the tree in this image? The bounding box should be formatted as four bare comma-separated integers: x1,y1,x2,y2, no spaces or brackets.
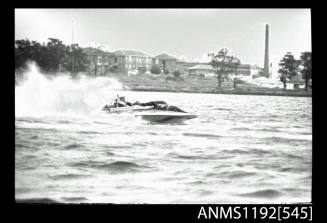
150,65,161,74
62,44,89,74
44,38,67,72
209,48,241,88
173,70,181,78
15,38,90,75
228,57,241,88
15,39,32,71
30,41,47,69
278,52,301,90
300,51,312,91
163,68,170,74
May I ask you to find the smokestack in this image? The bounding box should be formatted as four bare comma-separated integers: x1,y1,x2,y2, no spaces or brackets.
264,24,269,78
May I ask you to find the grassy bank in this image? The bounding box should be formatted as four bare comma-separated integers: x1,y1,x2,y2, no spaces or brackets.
107,73,312,97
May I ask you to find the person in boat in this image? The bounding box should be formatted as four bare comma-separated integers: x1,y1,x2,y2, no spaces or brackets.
103,96,185,113
113,95,132,107
131,100,167,107
118,96,127,107
155,103,187,113
119,96,137,107
121,96,133,106
102,95,128,111
133,100,186,113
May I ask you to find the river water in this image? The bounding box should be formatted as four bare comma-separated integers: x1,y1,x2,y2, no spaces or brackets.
15,66,312,203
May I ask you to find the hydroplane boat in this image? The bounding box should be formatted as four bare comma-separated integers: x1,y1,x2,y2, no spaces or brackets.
102,95,197,122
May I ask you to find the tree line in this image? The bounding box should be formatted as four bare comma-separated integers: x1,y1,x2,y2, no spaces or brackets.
278,51,311,91
16,39,311,91
15,38,90,75
208,48,311,91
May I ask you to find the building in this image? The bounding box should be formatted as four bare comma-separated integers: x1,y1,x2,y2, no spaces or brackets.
85,49,153,75
288,74,305,89
84,47,113,76
186,63,263,79
188,64,215,77
153,53,177,73
235,64,265,78
176,61,186,73
177,61,209,74
111,50,152,73
236,64,251,76
250,65,264,78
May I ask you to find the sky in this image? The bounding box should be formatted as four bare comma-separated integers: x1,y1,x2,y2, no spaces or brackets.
15,9,311,74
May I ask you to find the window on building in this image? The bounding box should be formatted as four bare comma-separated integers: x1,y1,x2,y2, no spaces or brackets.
114,57,117,63
97,56,103,65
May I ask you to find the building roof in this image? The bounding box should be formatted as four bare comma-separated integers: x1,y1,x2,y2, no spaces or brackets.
83,47,111,56
237,64,251,69
236,70,251,75
251,65,263,70
188,64,214,70
177,61,209,66
154,53,177,60
113,50,151,57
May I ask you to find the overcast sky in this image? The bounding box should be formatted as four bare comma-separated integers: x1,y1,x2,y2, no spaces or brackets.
15,8,311,73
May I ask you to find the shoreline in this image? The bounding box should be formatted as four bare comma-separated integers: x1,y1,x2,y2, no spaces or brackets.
113,74,312,98
123,87,312,97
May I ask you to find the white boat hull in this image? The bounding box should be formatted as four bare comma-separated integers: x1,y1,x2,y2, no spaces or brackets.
105,105,154,113
135,111,197,122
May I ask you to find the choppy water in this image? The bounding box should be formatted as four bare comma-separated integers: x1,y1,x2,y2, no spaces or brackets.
15,65,312,203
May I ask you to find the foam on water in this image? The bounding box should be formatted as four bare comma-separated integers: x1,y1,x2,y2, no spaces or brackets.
15,62,123,118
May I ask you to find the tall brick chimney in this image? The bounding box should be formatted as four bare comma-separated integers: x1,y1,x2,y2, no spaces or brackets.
264,24,270,78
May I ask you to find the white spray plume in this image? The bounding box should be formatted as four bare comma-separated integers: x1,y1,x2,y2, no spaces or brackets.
15,62,123,118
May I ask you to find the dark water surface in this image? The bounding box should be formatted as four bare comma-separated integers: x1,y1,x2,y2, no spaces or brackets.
15,90,312,203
